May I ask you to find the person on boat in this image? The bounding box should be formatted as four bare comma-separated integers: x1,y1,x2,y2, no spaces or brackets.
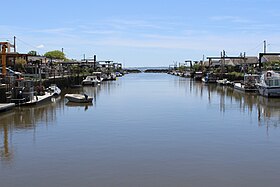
84,93,88,100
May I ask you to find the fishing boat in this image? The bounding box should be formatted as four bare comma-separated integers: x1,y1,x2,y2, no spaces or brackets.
234,74,259,92
10,80,53,106
65,94,93,103
256,70,280,97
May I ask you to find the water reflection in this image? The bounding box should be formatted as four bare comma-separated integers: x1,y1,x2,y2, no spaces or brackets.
0,123,13,162
1,75,280,162
179,77,280,128
1,74,280,187
0,80,119,162
257,97,280,128
66,102,93,111
0,99,61,162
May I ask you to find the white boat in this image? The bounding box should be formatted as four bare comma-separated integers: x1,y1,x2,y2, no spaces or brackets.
216,79,230,85
102,73,117,81
116,72,123,77
10,80,53,106
47,84,61,96
233,74,259,92
65,94,93,103
256,70,280,97
82,76,100,86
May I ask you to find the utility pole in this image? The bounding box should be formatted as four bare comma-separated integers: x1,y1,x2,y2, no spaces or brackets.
264,40,267,53
93,55,96,70
221,50,226,78
13,36,16,52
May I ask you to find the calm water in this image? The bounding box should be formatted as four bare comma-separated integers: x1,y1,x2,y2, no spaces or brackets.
1,73,280,187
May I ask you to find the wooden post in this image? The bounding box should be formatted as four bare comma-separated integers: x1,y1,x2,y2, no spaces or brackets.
1,43,7,77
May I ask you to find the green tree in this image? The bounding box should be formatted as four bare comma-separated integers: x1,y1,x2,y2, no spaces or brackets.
44,50,66,60
28,50,37,56
15,57,27,72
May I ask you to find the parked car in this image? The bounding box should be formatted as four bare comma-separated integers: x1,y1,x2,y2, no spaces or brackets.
0,67,22,76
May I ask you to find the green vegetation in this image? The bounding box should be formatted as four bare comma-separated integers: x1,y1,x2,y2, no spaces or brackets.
15,57,27,72
44,50,66,60
228,71,244,78
28,50,38,56
263,61,280,70
192,63,205,72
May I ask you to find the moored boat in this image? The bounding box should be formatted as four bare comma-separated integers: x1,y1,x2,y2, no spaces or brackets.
256,70,280,97
202,73,217,83
194,71,203,81
216,79,230,85
234,74,259,92
47,84,61,96
65,94,93,103
82,76,100,86
10,80,53,106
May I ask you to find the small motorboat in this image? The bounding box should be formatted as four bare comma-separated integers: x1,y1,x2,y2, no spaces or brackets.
82,76,100,86
216,79,230,85
65,94,93,103
47,84,61,96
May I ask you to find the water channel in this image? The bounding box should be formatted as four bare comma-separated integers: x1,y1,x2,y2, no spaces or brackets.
1,73,280,187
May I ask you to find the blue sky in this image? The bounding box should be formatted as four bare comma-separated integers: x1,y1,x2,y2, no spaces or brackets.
1,0,280,67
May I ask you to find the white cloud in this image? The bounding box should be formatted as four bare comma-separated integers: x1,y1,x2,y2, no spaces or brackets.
36,44,45,49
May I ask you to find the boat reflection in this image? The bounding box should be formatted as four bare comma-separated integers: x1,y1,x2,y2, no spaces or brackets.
257,97,280,127
181,78,280,128
65,101,93,111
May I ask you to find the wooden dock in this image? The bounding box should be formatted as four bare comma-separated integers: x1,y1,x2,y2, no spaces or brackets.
0,103,15,112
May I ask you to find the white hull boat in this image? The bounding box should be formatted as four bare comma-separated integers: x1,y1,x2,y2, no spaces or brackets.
82,76,100,86
256,71,280,97
47,84,61,96
65,94,93,103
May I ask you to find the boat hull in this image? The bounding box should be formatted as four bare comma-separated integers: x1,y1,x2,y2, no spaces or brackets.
234,83,257,92
258,86,280,97
65,94,93,103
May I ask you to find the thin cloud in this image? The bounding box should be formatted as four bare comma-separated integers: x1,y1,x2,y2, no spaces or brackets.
36,44,45,49
210,16,251,23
